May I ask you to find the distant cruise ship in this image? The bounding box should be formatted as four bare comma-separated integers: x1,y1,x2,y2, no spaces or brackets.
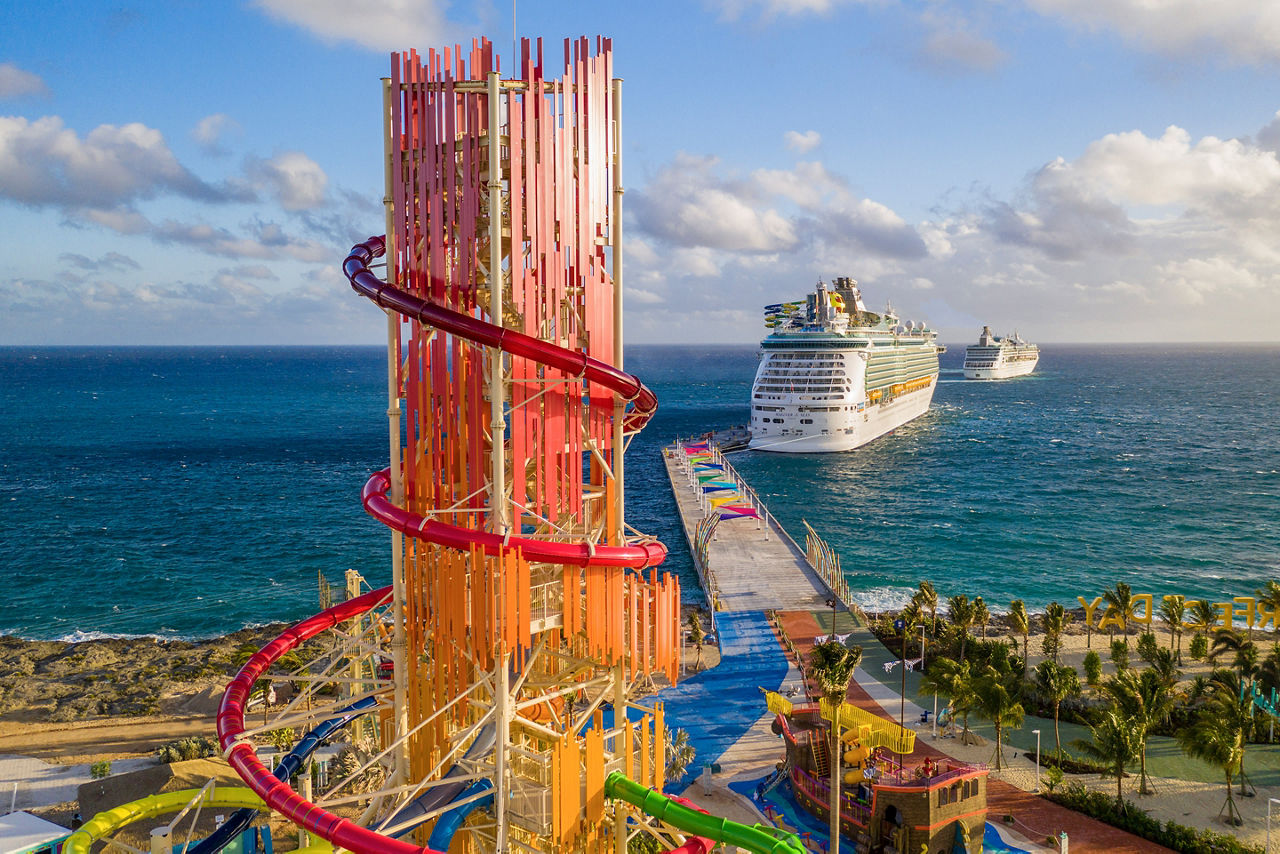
963,326,1039,379
748,278,939,453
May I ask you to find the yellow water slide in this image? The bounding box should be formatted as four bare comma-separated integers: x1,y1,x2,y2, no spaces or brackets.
63,786,332,854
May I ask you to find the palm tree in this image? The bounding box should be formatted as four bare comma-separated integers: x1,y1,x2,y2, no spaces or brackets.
1034,660,1081,760
948,595,976,663
1259,642,1280,699
1042,602,1069,665
1008,600,1030,677
688,612,705,672
1105,668,1174,795
1158,595,1185,664
1187,599,1219,655
1146,647,1181,689
973,597,991,641
1178,697,1245,826
807,639,863,854
921,656,977,738
1210,628,1259,678
665,727,697,781
1210,672,1259,796
1073,712,1141,813
1256,581,1280,639
1103,582,1136,640
914,580,939,634
971,667,1023,770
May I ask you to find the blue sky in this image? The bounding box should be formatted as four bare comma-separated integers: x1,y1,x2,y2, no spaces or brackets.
2,0,1279,345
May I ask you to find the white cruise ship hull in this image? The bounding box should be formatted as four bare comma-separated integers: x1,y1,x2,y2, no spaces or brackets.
963,357,1038,380
748,379,936,453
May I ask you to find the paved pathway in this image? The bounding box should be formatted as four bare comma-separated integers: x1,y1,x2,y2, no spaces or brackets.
663,450,831,613
0,754,153,811
652,611,791,795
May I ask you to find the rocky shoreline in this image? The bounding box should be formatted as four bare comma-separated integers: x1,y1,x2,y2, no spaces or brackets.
0,625,287,725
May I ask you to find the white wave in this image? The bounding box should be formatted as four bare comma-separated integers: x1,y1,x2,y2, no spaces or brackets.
852,585,917,614
55,629,174,643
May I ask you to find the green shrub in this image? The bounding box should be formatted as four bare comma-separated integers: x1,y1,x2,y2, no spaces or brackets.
89,761,111,779
1083,650,1102,686
1109,639,1130,671
156,736,218,764
1043,765,1064,792
1136,632,1159,663
1190,633,1209,661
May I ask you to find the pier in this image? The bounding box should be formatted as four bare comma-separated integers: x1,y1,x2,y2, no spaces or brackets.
663,441,846,618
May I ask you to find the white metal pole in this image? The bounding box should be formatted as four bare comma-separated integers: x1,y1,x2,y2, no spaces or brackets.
1032,729,1041,793
494,650,510,853
487,70,509,536
381,75,411,787
611,77,625,546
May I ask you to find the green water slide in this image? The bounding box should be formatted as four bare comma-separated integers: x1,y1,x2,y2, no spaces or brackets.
603,772,806,854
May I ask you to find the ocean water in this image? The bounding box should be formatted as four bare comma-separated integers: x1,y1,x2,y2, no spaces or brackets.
2,344,1277,641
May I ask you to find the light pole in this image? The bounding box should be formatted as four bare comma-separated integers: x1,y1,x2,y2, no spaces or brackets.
894,617,906,774
1268,797,1280,852
1031,729,1041,793
827,597,838,641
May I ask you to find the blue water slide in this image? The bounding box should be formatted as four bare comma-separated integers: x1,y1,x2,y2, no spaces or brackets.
379,723,497,837
425,779,494,851
189,695,379,854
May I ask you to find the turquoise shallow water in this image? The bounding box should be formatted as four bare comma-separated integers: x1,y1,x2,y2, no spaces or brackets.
2,344,1278,640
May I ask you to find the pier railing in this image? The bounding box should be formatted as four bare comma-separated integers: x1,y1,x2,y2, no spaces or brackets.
801,520,852,607
668,438,855,619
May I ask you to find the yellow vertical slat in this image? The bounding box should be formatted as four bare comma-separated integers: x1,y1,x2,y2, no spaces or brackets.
653,702,665,793
639,713,650,787
624,718,634,780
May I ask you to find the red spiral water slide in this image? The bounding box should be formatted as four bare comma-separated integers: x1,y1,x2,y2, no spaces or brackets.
216,237,670,854
345,236,666,570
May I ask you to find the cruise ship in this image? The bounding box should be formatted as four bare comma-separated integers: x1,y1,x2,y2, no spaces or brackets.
962,326,1039,379
748,277,939,453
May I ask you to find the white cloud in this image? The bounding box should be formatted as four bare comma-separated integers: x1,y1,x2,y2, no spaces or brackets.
1021,0,1280,64
0,266,383,345
192,113,241,155
1052,125,1280,210
710,0,871,19
784,130,822,153
631,154,799,252
0,116,248,209
59,251,141,272
253,0,454,52
1259,111,1280,153
632,154,930,263
627,288,664,305
249,151,329,211
914,27,1007,73
1157,256,1269,305
0,63,50,98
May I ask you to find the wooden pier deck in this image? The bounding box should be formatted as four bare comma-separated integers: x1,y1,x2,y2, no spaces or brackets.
663,446,834,613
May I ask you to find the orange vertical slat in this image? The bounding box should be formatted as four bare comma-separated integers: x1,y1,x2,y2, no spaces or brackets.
585,724,604,822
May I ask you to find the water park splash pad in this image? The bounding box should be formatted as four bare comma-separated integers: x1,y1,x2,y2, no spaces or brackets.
132,36,805,854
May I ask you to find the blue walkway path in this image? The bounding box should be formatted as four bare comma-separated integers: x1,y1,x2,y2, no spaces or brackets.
650,611,790,794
